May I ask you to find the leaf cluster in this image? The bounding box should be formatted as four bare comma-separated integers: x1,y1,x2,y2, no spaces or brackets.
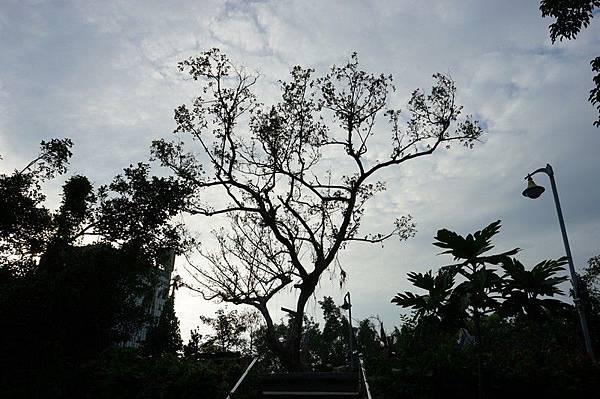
540,0,600,126
393,221,570,326
540,0,600,42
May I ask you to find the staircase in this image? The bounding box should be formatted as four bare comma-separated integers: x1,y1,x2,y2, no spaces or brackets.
261,372,360,398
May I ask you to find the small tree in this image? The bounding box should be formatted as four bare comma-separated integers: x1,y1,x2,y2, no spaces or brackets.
317,296,350,368
500,257,569,320
578,254,600,351
394,222,519,336
199,308,250,353
183,328,204,359
142,293,183,357
0,138,73,276
391,269,461,329
393,221,571,398
152,49,483,370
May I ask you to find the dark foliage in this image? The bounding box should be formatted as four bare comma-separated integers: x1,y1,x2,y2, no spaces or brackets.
358,314,600,399
1,142,189,277
0,138,72,275
579,254,600,350
142,294,184,357
540,0,600,126
54,175,96,241
500,257,571,320
0,141,189,398
182,328,204,359
97,162,193,261
0,244,155,398
540,0,600,42
590,56,600,126
389,221,598,398
0,171,53,274
198,308,250,354
315,296,351,369
63,349,259,399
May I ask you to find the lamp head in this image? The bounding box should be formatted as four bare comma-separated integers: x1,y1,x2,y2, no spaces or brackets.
341,294,352,310
522,176,545,199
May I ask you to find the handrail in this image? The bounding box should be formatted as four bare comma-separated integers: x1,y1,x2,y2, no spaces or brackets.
358,356,372,399
225,356,258,399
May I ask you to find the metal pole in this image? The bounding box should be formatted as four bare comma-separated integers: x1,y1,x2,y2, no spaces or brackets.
344,292,355,370
545,164,595,360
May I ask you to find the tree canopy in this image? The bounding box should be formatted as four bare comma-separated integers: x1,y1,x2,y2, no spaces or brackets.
0,139,189,395
393,220,572,397
152,49,483,370
540,0,600,126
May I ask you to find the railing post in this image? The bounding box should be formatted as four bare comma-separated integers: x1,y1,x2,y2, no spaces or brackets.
359,356,372,399
225,357,258,399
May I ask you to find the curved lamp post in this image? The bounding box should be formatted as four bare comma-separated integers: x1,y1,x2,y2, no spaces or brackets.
523,163,594,360
340,292,356,370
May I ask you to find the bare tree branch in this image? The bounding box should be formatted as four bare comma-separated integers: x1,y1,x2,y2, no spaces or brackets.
152,49,484,370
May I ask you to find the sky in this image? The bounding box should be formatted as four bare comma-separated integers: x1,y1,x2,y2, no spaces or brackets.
1,0,599,340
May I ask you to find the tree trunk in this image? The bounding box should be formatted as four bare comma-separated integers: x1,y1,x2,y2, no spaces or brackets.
259,277,318,371
258,303,307,371
263,328,306,371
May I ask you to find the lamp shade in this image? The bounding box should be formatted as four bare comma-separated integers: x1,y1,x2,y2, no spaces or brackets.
522,177,545,199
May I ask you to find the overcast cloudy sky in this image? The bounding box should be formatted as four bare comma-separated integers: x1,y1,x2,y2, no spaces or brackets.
1,0,599,339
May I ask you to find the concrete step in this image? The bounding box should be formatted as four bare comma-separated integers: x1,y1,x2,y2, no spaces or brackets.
261,372,360,398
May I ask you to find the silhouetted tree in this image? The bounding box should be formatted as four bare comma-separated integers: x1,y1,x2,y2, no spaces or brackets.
392,269,464,330
249,298,351,371
394,222,521,338
393,221,573,398
97,162,192,261
500,257,570,320
199,308,250,353
0,141,191,397
356,319,380,361
317,296,350,368
540,0,600,126
1,140,189,277
183,328,204,359
152,48,483,370
0,138,73,276
579,253,600,351
580,254,600,297
53,175,96,243
142,293,183,357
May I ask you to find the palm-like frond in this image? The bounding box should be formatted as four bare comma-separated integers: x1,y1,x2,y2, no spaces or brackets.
453,268,504,313
394,221,570,326
406,270,435,290
392,269,456,320
433,220,519,264
500,256,570,320
502,257,568,297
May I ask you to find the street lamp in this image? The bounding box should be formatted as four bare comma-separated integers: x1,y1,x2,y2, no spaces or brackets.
340,292,356,370
522,163,594,360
